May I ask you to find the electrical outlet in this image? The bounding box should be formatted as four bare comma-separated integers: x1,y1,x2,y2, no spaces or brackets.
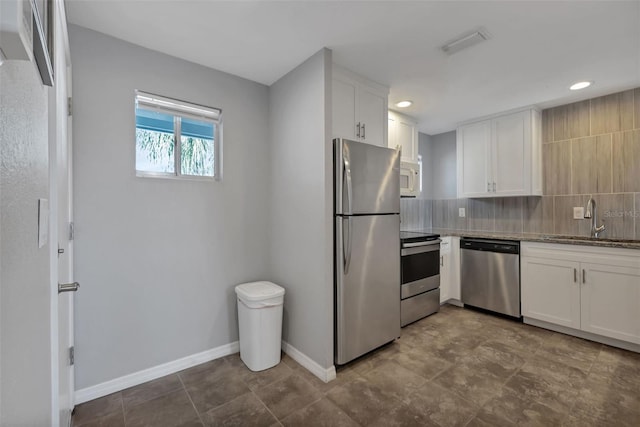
459,207,466,218
573,206,584,220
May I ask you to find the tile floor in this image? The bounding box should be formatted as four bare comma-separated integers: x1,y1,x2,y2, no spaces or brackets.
72,305,640,426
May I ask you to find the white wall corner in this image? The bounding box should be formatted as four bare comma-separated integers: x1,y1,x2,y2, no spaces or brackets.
74,341,239,405
281,340,336,383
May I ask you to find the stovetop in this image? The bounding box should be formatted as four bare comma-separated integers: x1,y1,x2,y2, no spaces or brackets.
400,231,441,244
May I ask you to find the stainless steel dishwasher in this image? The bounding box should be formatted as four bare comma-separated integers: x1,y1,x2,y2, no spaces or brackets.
460,238,521,318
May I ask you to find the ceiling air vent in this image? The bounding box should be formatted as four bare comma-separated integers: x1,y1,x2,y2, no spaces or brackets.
441,28,491,55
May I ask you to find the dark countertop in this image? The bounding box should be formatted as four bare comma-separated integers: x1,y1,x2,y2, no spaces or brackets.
401,228,640,250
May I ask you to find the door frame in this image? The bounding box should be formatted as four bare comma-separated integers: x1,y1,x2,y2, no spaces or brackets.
49,0,74,425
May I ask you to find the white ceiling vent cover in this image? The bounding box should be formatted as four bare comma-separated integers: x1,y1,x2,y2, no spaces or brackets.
441,28,491,55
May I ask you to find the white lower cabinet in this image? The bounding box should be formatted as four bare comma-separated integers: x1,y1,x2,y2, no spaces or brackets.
580,263,640,344
521,242,640,345
521,257,581,329
439,236,460,303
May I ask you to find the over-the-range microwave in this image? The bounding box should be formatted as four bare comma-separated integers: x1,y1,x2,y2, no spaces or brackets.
400,160,420,197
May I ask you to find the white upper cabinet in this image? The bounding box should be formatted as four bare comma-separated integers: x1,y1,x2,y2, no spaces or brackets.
457,108,542,198
332,66,388,147
457,120,492,197
388,110,418,162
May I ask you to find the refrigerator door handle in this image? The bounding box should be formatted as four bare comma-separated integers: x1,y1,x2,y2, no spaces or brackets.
344,217,352,275
343,155,353,215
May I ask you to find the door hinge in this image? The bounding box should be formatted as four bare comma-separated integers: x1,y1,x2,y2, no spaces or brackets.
67,97,72,116
69,346,75,366
69,222,74,241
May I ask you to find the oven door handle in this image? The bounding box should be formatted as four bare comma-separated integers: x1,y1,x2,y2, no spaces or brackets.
401,241,441,256
402,240,441,248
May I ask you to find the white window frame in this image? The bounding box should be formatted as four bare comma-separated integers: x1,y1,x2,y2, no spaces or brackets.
135,90,223,181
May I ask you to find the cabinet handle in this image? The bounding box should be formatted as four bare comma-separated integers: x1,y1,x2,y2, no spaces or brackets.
582,269,586,284
356,122,361,138
574,268,577,283
493,182,496,192
362,123,366,139
487,182,491,192
440,256,443,267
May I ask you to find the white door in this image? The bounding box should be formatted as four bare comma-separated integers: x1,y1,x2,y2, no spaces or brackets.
332,77,357,141
387,114,397,150
457,120,492,197
521,257,581,329
57,65,75,427
580,263,640,344
55,4,75,424
397,118,417,162
439,238,451,303
493,111,528,195
358,86,386,147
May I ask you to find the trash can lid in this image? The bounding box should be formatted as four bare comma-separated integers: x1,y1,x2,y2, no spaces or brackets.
235,281,285,302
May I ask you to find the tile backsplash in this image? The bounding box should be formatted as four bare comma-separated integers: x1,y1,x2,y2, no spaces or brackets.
401,87,640,240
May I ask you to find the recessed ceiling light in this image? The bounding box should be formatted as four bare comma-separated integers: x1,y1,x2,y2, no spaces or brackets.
570,81,593,91
395,100,412,108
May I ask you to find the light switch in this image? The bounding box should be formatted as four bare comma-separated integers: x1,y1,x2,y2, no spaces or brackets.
459,208,466,218
573,206,584,220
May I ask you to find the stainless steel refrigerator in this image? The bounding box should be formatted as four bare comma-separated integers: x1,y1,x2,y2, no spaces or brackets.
334,138,401,365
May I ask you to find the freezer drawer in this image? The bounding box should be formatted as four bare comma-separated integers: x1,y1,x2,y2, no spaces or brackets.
401,288,440,327
335,214,400,364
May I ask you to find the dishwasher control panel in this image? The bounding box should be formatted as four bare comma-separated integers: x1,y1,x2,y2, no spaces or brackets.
461,238,519,254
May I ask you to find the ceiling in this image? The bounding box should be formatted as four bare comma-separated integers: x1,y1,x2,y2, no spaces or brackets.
66,1,640,135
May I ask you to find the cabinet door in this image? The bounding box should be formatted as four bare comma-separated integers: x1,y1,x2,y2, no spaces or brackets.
457,120,492,197
448,237,461,301
398,119,417,162
358,86,386,147
439,238,451,303
332,77,357,141
388,115,398,150
581,263,640,344
521,257,581,329
493,111,529,195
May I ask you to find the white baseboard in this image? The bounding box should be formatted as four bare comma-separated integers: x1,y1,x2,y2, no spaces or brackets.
75,341,239,404
524,318,640,353
282,340,336,383
444,299,464,308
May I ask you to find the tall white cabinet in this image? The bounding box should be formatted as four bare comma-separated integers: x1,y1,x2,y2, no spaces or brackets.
439,237,461,304
332,66,388,147
388,110,418,162
521,242,640,347
456,108,542,198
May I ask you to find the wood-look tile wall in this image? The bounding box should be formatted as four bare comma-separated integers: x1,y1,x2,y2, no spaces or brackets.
401,88,640,239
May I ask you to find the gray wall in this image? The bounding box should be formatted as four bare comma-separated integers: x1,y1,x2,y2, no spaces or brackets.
70,26,271,389
0,61,53,424
268,49,333,368
429,131,457,199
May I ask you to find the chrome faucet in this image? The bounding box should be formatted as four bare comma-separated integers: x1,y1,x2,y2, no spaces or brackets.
584,197,606,238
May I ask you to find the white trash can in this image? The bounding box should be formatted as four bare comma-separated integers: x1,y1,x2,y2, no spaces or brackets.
235,281,285,371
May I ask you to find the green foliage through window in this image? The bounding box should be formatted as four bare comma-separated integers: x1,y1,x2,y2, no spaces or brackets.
135,91,221,179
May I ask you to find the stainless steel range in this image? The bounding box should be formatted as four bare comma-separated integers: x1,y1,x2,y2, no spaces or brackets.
400,231,441,327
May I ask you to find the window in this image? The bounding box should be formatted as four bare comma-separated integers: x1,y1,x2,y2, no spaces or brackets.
135,91,222,179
